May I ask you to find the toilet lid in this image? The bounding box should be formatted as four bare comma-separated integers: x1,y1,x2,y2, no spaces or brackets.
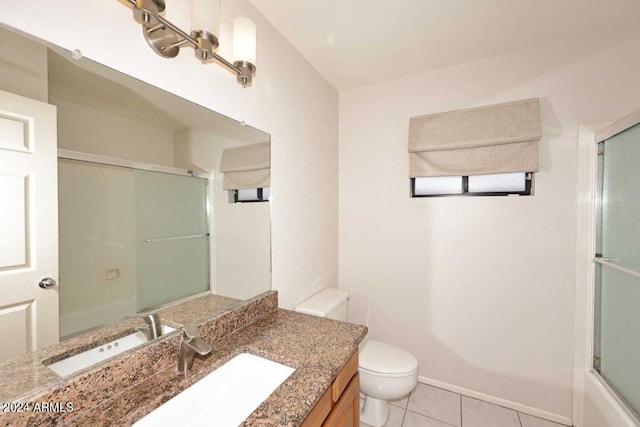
359,340,418,375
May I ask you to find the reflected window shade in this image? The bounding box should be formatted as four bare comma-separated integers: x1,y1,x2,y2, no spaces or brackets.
408,98,541,177
223,168,270,191
468,172,526,193
219,141,270,190
414,176,463,195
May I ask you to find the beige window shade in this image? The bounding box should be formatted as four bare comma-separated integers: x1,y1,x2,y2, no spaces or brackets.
409,98,541,177
219,141,270,190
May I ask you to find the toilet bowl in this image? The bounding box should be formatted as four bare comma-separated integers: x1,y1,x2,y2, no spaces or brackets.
359,339,418,426
295,289,419,427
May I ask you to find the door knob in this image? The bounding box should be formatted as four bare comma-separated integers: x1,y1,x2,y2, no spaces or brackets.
38,277,56,289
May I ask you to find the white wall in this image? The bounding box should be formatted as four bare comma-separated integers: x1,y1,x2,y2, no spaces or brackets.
339,26,640,424
53,97,175,166
0,0,338,310
0,27,47,102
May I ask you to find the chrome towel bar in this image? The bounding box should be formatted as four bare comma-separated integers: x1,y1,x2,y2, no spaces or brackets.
143,233,209,243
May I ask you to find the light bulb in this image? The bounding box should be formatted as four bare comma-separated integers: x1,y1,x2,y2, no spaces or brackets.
232,17,256,65
191,0,219,34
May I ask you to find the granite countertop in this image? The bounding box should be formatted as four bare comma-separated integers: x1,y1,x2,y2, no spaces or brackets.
0,292,367,426
0,293,244,404
78,309,367,426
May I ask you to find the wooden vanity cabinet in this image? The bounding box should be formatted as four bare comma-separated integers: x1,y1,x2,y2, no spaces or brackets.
302,350,359,427
323,373,359,427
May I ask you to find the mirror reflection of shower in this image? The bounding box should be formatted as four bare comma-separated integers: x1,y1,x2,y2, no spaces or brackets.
58,157,210,336
46,46,271,338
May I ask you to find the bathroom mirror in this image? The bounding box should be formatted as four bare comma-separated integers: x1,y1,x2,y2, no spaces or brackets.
0,26,271,343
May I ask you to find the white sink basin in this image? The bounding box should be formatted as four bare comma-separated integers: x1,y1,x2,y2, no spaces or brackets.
47,325,175,377
134,353,295,427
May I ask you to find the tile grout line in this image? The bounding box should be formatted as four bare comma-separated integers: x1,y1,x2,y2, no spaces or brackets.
403,383,464,427
403,408,458,427
403,382,565,427
401,391,410,426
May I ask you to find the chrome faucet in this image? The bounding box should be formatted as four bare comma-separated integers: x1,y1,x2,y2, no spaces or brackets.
178,323,212,373
129,312,163,340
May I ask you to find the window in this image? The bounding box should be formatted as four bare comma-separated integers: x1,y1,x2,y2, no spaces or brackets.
411,172,532,197
408,99,540,198
232,187,270,203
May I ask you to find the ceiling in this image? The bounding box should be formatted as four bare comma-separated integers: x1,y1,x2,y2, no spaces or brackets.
249,0,640,91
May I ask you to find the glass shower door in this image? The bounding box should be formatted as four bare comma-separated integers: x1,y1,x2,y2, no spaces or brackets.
594,121,640,418
135,170,210,311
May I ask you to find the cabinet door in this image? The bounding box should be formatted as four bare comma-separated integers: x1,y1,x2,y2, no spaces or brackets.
323,373,359,427
332,351,358,402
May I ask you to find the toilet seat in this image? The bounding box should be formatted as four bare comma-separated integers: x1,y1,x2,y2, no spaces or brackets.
359,366,416,379
359,340,418,376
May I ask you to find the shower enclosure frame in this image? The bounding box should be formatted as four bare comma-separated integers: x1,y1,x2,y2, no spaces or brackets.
574,108,640,427
57,148,216,315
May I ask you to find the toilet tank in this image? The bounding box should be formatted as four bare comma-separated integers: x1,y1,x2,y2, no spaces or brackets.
295,289,349,321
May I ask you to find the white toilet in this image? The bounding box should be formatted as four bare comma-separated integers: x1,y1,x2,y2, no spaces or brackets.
295,289,418,427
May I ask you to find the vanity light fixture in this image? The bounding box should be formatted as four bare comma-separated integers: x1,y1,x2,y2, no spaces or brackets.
122,0,257,87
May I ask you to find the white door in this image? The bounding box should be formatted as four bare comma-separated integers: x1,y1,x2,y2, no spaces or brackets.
0,88,58,362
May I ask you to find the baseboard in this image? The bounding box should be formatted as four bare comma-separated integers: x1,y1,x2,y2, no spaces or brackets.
417,375,573,426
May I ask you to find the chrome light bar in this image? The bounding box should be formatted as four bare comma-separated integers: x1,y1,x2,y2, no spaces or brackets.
122,0,256,87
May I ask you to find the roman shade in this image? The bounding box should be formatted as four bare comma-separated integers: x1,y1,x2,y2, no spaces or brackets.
219,141,270,190
408,98,541,177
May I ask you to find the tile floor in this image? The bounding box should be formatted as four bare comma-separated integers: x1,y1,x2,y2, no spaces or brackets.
360,382,571,427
